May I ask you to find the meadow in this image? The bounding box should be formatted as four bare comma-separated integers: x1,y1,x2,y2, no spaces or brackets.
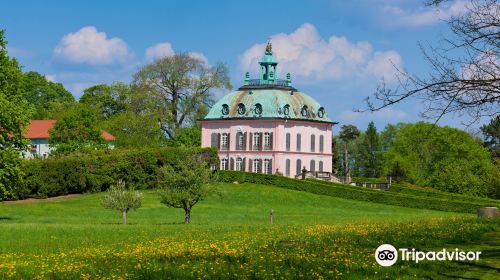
0,183,499,279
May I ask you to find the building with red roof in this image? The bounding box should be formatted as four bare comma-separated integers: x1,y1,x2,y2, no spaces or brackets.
23,120,115,158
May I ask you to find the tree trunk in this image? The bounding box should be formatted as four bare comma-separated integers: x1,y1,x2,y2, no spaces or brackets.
344,142,349,183
184,207,191,224
122,208,127,225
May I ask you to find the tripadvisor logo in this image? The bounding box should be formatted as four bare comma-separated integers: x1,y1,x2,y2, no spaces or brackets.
375,244,481,267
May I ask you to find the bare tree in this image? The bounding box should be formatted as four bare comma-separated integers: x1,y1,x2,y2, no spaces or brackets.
364,0,499,125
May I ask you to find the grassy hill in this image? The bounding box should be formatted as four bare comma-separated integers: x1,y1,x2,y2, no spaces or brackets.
0,182,499,279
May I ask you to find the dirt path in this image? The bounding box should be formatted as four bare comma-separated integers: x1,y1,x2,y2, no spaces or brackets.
1,194,82,204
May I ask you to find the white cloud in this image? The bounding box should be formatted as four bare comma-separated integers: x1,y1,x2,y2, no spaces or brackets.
188,52,209,65
54,26,131,64
382,0,468,27
239,23,402,83
145,42,174,61
340,108,408,122
45,74,56,82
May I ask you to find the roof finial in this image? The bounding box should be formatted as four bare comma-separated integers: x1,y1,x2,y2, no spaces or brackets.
265,39,272,54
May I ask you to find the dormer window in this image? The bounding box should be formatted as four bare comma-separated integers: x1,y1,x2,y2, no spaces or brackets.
255,103,263,115
318,107,325,118
221,104,229,115
283,104,290,116
237,103,246,115
301,105,308,117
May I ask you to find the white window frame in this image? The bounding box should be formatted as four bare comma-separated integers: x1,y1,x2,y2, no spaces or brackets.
252,159,260,173
236,157,243,171
264,132,271,149
221,158,228,170
263,159,272,174
221,133,229,149
253,133,261,149
238,133,244,148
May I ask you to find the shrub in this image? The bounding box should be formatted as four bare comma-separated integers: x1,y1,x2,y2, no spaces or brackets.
217,171,500,213
8,147,217,201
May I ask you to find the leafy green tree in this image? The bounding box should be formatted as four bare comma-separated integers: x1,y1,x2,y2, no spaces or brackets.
79,83,130,119
49,106,108,155
157,150,217,224
22,71,75,119
0,30,33,200
102,111,166,148
168,127,201,147
480,115,500,158
338,125,360,181
354,122,382,178
380,123,404,152
102,180,143,224
383,122,495,196
132,53,231,138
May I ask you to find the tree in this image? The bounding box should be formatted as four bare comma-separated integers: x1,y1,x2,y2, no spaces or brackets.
79,83,130,119
365,0,499,124
338,125,361,182
168,127,201,147
102,111,167,148
48,106,108,155
480,115,500,158
132,53,231,138
0,29,33,200
102,180,143,224
355,122,382,178
22,71,75,119
383,122,495,196
157,151,217,224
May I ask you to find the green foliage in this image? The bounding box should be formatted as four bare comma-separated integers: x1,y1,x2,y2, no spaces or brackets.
383,122,495,196
132,53,231,138
157,150,217,223
49,105,108,155
79,83,130,119
102,111,167,148
480,115,500,158
0,29,33,201
336,125,360,177
102,180,143,224
168,127,201,147
22,71,75,119
217,171,500,213
354,122,382,177
16,147,218,200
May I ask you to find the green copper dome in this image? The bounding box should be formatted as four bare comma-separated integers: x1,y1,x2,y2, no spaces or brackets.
204,89,332,123
203,42,333,123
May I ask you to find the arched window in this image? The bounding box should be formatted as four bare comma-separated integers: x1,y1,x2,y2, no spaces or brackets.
319,135,324,153
301,105,308,116
221,158,228,170
286,133,291,151
296,159,302,176
296,133,301,151
317,107,325,118
319,161,324,172
311,134,316,152
283,104,290,116
253,159,260,173
286,159,290,176
310,160,315,172
236,157,243,171
237,103,246,115
255,103,263,115
264,159,272,174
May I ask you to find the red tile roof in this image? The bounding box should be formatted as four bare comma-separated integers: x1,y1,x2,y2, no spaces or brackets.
25,120,115,141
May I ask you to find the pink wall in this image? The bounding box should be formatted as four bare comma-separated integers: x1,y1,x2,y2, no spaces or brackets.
201,119,333,177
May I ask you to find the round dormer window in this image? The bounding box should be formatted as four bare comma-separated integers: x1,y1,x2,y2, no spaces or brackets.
283,104,290,116
255,103,263,115
221,104,229,115
237,103,246,115
318,107,325,118
301,105,308,117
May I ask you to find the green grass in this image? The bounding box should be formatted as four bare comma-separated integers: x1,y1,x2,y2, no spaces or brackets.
0,182,499,279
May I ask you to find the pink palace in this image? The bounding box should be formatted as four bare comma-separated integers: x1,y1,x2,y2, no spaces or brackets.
201,43,336,178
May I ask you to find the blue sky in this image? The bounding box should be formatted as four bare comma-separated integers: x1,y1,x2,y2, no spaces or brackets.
2,0,480,132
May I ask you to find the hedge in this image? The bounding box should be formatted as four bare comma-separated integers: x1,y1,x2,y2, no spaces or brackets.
217,171,500,214
8,147,218,201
